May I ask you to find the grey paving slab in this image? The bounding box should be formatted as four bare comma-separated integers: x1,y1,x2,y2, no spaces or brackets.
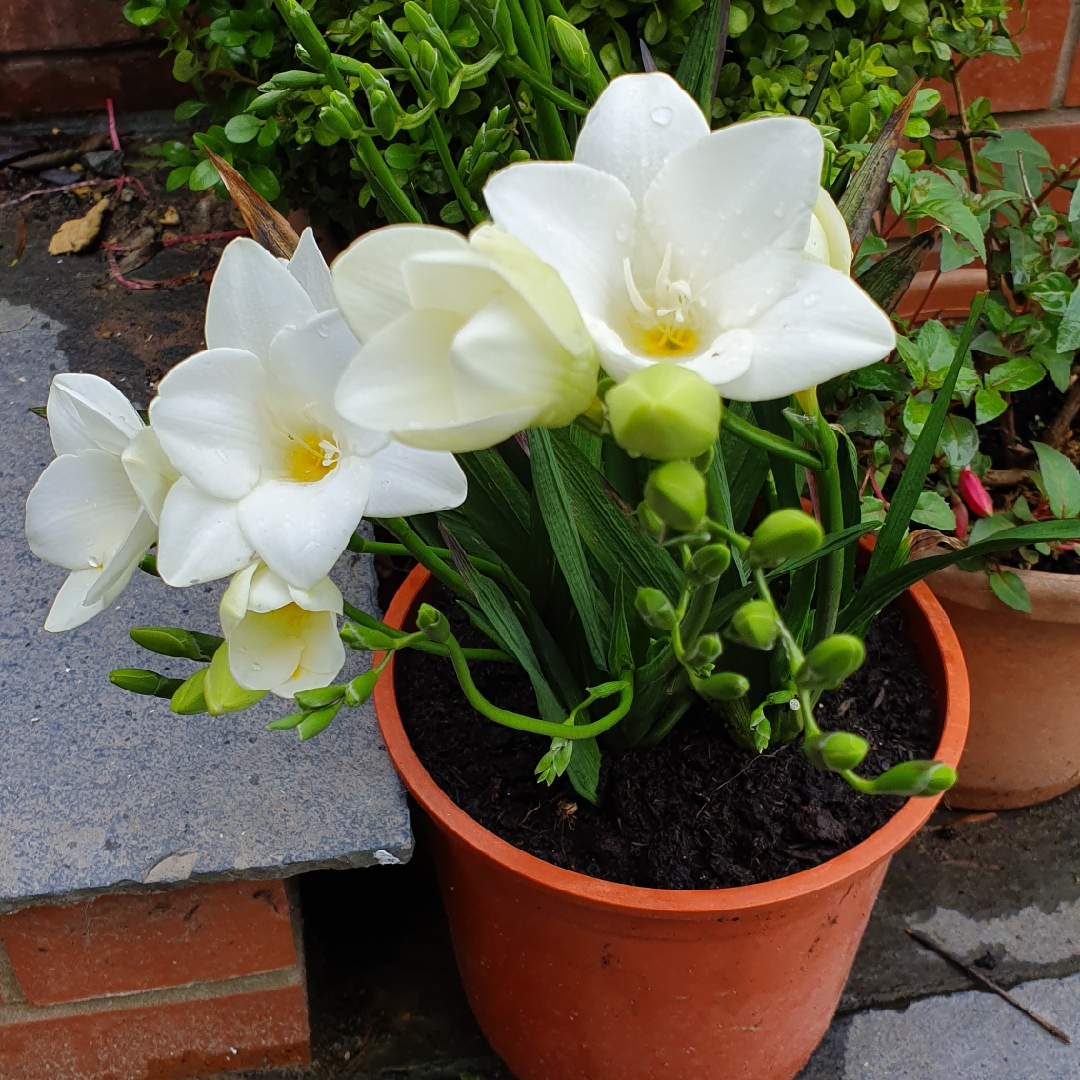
799,974,1080,1080
0,301,411,911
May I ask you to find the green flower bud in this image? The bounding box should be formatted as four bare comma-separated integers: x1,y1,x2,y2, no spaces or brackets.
345,668,380,707
635,587,677,632
371,19,412,69
805,731,869,772
491,0,517,56
130,626,223,662
697,671,751,701
796,634,866,691
340,622,399,651
547,15,591,78
204,644,268,716
170,668,209,715
685,543,732,586
867,760,957,796
684,633,722,668
326,89,364,132
269,70,326,90
416,603,451,644
294,685,345,710
637,500,664,538
607,364,721,462
110,669,184,699
298,701,343,741
368,90,399,140
730,600,779,650
748,508,824,568
417,38,439,76
279,0,336,76
267,712,305,730
645,461,708,533
404,1,437,36
319,105,355,139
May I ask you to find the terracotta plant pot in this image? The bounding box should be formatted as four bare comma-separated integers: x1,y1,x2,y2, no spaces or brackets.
928,564,1080,810
374,567,968,1080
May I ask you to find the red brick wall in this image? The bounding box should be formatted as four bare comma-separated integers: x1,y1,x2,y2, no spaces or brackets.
0,879,310,1080
0,0,185,119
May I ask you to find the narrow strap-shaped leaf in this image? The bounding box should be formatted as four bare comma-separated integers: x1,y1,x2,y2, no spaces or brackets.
675,0,730,116
458,447,531,532
569,423,603,469
706,433,748,585
549,429,683,598
857,232,935,313
835,426,861,610
719,401,772,531
838,518,1080,634
529,428,608,668
456,447,533,575
752,399,802,508
441,526,566,722
865,293,986,585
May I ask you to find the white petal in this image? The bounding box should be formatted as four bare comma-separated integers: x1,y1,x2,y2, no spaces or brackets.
288,228,336,312
47,373,144,457
720,261,896,401
237,455,371,589
288,574,343,615
574,72,710,204
84,510,157,606
227,608,305,691
205,237,316,358
484,162,636,319
157,478,254,586
275,611,346,697
365,440,468,517
267,309,362,416
683,329,754,387
44,565,133,632
247,561,299,613
220,561,259,632
809,187,853,274
25,450,143,571
586,316,653,382
402,248,510,320
332,224,468,343
391,409,541,453
121,427,178,525
150,348,275,501
642,116,823,277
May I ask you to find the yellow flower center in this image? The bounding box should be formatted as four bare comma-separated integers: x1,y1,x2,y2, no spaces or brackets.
284,432,340,483
640,324,699,357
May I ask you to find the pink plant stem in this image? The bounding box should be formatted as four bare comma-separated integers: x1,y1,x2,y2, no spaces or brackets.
106,248,158,290
0,178,116,209
869,469,890,509
106,98,121,152
804,468,821,523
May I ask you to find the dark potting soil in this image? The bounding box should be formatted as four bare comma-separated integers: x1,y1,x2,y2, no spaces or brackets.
396,585,939,890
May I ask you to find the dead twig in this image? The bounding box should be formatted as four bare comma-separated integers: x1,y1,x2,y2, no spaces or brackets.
0,178,116,209
102,229,247,253
906,928,1071,1044
1043,374,1080,450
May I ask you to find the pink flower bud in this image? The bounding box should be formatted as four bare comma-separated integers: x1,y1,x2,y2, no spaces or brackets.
951,495,969,538
958,467,993,518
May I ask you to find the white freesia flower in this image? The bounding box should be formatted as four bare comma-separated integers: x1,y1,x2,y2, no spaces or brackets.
25,374,177,631
483,72,894,401
332,222,599,453
150,230,468,591
805,188,852,275
220,560,345,697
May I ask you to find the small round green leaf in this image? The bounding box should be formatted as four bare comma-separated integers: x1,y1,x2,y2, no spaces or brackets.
188,158,222,191
225,114,262,144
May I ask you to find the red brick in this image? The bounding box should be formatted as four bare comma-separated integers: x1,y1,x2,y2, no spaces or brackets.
0,47,185,121
0,881,298,1007
0,983,309,1080
0,0,146,53
895,267,988,322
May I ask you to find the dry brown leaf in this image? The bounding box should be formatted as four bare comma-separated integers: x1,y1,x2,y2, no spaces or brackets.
204,149,298,258
159,206,181,227
48,198,110,256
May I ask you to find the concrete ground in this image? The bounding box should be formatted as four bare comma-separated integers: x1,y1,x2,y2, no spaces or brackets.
4,112,1080,1080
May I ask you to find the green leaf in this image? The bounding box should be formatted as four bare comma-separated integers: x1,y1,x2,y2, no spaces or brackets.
969,330,1012,357
839,393,887,436
939,229,977,273
224,114,261,144
984,356,1045,393
987,569,1031,612
565,736,601,803
978,129,1050,200
938,414,978,472
969,513,1014,545
866,294,987,584
974,386,1008,425
850,361,910,394
549,430,682,599
1056,287,1080,352
911,490,955,530
384,143,419,170
902,395,931,440
841,518,1080,634
1032,343,1074,392
251,27,276,57
123,1,163,26
916,173,986,259
456,448,532,574
172,49,198,82
188,158,221,191
439,200,465,224
244,164,280,201
528,429,607,670
166,165,193,191
174,100,208,121
1032,442,1080,518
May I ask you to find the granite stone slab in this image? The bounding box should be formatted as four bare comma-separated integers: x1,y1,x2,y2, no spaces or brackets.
0,301,411,911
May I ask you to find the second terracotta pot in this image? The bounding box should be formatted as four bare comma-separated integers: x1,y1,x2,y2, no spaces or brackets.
375,567,969,1080
928,564,1080,809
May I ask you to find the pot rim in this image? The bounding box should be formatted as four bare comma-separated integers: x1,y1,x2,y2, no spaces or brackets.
374,565,969,916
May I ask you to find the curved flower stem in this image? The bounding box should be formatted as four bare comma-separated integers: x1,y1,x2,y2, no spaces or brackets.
808,412,844,645
377,518,471,598
721,408,823,470
341,600,512,662
444,631,633,738
428,113,485,225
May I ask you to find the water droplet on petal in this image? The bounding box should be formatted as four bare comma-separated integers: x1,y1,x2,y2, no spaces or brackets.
773,202,786,218
615,224,631,243
803,291,822,308
640,156,650,168
651,107,673,126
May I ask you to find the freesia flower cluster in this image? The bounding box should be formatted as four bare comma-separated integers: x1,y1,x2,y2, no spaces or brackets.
26,73,894,711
